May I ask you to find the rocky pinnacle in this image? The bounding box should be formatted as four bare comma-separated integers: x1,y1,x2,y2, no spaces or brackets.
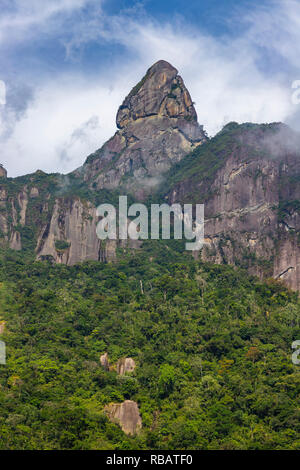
80,60,207,196
116,60,198,127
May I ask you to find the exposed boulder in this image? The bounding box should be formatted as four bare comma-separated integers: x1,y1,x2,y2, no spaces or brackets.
0,321,5,334
100,352,109,371
30,187,39,198
116,357,136,376
105,400,142,435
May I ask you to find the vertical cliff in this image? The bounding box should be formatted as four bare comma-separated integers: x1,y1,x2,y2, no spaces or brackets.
166,122,300,290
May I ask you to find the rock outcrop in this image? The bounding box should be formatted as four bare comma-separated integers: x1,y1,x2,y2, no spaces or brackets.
100,353,109,371
116,358,136,376
0,165,7,178
78,60,207,197
105,400,142,435
10,231,22,250
0,321,5,334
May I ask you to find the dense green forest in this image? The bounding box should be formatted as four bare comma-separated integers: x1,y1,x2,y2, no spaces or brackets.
0,242,299,450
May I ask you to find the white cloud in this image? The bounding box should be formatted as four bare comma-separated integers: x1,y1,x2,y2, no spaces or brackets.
0,0,100,45
245,0,300,69
1,0,300,177
0,0,91,29
0,76,128,176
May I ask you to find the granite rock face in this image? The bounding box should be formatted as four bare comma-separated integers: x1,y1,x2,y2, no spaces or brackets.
36,197,106,265
0,321,5,334
105,400,142,435
167,123,300,290
100,353,110,371
79,60,207,197
0,166,7,178
0,178,140,265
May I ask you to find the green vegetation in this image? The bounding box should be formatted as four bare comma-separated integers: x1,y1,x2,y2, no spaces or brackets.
167,93,177,99
0,245,299,450
55,240,71,251
277,200,300,223
0,121,299,450
155,123,242,203
158,122,290,204
127,68,154,99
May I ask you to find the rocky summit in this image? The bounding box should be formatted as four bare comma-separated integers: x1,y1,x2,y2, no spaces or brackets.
78,60,207,197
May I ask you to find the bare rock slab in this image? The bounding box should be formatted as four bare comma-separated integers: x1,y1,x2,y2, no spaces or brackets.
116,357,136,376
105,400,142,435
100,352,110,371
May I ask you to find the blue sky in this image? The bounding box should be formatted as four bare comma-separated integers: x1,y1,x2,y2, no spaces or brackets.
0,0,300,176
0,0,273,80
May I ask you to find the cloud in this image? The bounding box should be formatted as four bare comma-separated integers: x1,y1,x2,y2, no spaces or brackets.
103,17,292,136
86,3,297,135
244,0,300,70
1,0,300,177
0,0,96,45
0,82,34,139
0,76,128,176
58,115,101,166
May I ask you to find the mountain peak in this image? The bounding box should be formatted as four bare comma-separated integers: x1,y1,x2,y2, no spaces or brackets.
81,60,207,197
147,59,178,74
116,59,198,129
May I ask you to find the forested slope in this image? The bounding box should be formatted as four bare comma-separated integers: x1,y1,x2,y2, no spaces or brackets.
0,243,299,450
